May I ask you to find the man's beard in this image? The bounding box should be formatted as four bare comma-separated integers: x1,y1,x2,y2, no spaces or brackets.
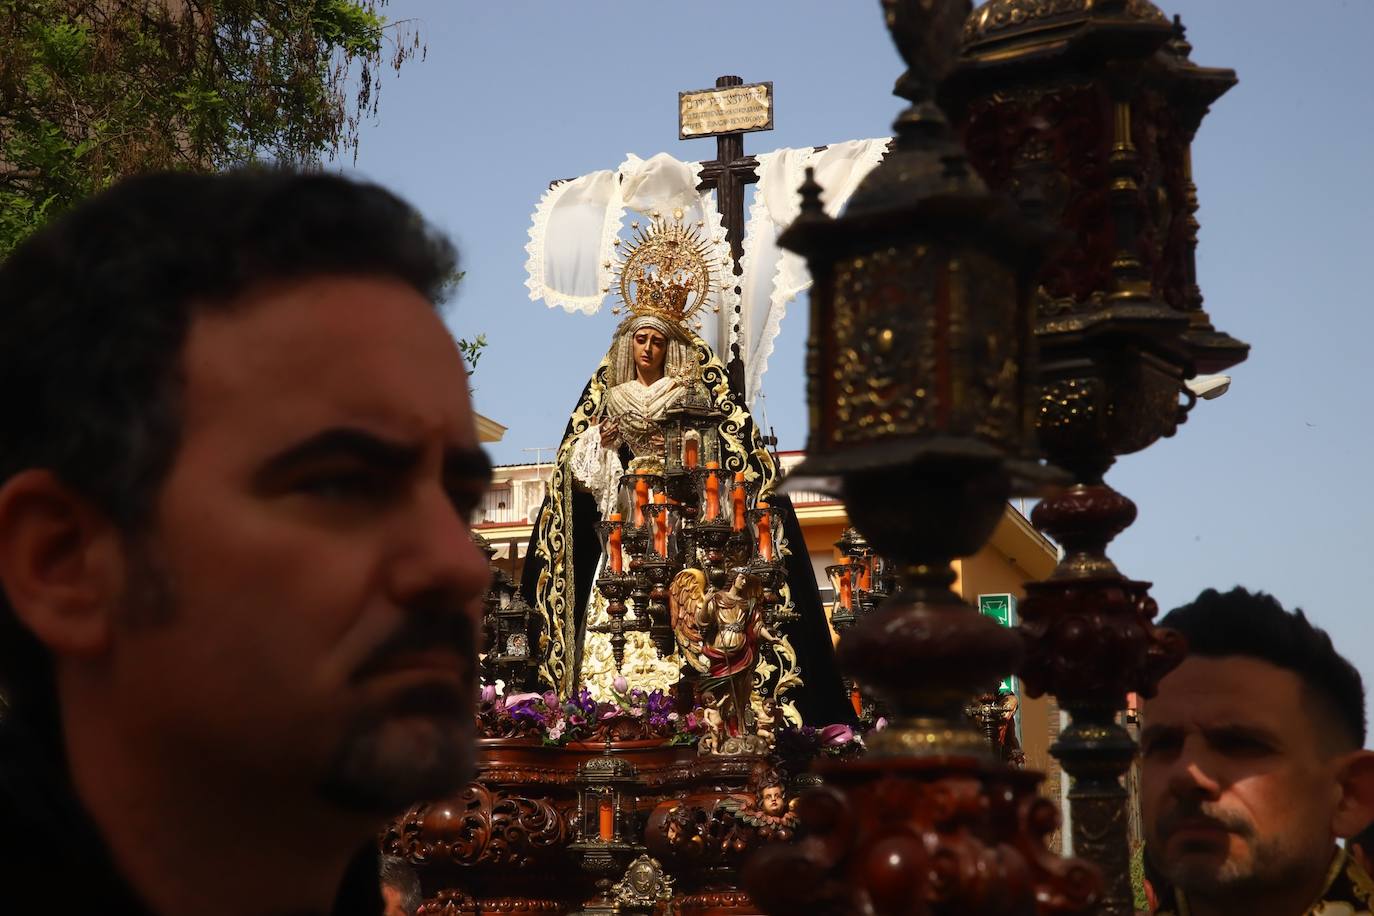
319,595,479,815
1153,801,1328,901
318,680,475,816
121,543,477,817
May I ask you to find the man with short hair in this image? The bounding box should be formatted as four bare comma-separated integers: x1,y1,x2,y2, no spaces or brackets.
379,856,424,916
0,170,492,914
1141,588,1374,915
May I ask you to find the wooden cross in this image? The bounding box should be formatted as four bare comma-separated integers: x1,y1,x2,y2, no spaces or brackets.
548,75,774,402
690,75,765,401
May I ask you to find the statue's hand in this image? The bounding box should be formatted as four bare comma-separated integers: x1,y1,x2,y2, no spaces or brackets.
599,417,620,447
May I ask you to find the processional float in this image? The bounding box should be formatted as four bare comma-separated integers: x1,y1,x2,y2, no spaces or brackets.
385,1,1245,914
390,206,838,916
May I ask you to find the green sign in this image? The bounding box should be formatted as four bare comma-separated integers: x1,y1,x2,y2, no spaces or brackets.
977,594,1018,693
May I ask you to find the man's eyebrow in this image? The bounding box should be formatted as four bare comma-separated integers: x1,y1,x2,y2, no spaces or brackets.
255,427,421,482
444,447,494,485
1204,723,1281,745
1139,724,1181,747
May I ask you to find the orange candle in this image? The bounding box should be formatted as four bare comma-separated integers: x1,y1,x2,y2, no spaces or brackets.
653,491,668,556
634,476,648,526
608,513,623,574
731,472,746,531
756,501,773,561
839,557,853,610
851,689,863,718
859,559,872,592
683,436,699,469
704,461,720,520
598,796,614,842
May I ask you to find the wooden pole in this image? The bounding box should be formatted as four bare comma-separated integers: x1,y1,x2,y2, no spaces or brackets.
693,75,761,402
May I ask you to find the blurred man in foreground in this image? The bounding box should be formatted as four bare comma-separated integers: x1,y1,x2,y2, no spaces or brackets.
0,171,491,914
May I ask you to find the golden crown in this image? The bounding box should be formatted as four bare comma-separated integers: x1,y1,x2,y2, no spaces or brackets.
609,210,724,329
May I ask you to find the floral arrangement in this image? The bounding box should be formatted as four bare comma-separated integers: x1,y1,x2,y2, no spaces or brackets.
772,720,882,777
477,677,705,746
775,722,871,759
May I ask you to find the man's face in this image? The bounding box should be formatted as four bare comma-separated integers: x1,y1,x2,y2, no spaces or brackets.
108,275,490,816
633,328,667,376
761,785,785,816
1140,656,1343,900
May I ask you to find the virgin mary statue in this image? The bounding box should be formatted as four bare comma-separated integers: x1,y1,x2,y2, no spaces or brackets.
520,217,852,726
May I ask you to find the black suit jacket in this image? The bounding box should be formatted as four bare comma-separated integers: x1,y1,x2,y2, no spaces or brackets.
0,715,383,916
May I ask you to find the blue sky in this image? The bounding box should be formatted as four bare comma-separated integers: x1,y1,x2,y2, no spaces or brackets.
344,1,1374,727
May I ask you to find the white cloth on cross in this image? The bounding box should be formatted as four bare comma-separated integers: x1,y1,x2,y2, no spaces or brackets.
738,138,889,411
522,140,888,400
525,152,736,358
523,168,624,315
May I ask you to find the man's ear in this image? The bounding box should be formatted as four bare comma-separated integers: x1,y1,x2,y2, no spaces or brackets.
0,470,124,660
1332,749,1374,839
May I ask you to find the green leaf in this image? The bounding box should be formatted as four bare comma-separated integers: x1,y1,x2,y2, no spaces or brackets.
0,0,425,258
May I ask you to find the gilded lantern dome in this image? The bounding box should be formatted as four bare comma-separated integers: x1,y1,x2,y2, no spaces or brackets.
962,0,1169,56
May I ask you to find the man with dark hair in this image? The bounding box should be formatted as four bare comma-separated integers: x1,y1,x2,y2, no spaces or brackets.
379,856,424,916
1141,587,1374,915
0,170,492,914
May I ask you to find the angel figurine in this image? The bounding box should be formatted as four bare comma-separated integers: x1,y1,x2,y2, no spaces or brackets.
670,568,769,741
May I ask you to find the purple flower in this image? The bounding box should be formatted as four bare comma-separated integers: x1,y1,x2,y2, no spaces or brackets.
510,704,545,724
645,689,674,719
505,692,542,708
875,717,888,731
685,712,699,730
818,724,855,747
479,684,497,704
613,675,628,694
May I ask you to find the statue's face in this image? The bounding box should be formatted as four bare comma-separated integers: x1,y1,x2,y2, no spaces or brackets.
761,785,785,815
733,572,748,592
633,327,668,377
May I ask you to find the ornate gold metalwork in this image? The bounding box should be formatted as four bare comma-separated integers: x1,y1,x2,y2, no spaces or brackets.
530,335,784,696
611,214,721,331
946,6,1248,913
963,0,1167,48
745,4,1097,913
611,854,675,910
826,244,1027,453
